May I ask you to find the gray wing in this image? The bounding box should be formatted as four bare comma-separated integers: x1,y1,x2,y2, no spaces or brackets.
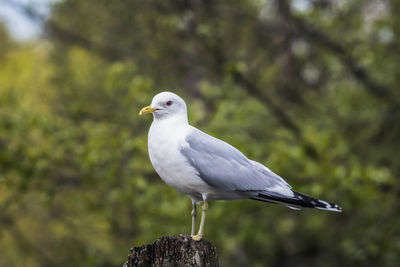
181,127,293,197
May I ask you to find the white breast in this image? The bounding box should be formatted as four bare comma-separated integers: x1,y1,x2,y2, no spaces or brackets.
148,117,210,201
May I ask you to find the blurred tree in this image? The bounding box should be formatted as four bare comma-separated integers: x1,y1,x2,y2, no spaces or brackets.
0,0,399,266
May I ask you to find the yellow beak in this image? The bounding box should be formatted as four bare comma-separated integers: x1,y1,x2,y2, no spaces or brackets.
139,105,157,115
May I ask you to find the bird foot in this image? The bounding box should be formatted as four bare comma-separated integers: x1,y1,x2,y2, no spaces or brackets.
191,234,203,241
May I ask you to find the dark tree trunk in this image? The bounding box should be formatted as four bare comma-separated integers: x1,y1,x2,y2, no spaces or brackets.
123,235,219,267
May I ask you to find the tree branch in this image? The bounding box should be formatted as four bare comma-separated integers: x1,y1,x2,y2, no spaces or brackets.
286,10,394,102
231,71,301,137
231,70,319,159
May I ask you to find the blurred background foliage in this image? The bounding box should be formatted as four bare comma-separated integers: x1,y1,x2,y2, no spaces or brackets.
0,0,399,266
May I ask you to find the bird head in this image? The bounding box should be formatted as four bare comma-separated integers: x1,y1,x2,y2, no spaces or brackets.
139,92,188,121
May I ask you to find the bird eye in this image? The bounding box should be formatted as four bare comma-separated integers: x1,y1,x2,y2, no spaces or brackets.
166,100,173,106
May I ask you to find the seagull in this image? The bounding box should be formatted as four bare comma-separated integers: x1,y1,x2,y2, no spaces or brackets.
139,92,341,241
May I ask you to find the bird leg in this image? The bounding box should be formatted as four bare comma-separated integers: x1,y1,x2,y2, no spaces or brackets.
191,202,197,236
191,201,208,241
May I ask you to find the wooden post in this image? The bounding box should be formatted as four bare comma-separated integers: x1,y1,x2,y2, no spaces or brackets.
123,235,219,267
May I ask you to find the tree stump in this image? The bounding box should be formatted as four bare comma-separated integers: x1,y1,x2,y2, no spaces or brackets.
123,235,219,267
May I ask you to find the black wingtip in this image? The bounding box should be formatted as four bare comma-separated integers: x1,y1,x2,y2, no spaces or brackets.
254,191,342,212
292,191,342,212
315,202,342,212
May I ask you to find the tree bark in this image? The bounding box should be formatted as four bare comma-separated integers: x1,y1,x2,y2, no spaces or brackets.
123,235,219,267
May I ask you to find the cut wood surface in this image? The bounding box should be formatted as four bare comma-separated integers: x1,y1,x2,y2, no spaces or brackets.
123,235,219,267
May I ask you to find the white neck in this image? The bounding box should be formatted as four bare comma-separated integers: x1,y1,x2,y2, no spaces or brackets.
149,113,191,147
153,113,188,125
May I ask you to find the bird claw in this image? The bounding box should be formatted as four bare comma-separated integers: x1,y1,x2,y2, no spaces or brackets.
191,234,203,241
